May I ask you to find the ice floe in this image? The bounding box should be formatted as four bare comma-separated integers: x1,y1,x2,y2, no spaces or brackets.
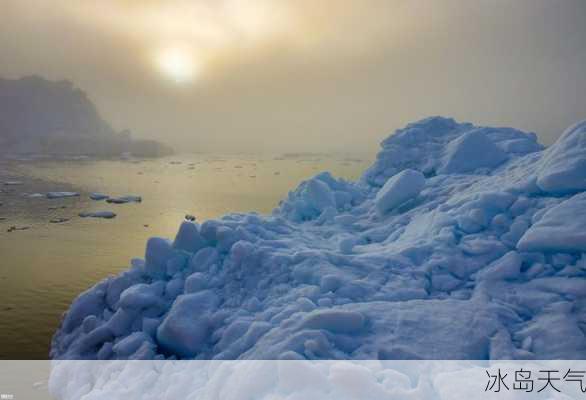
106,195,142,204
46,192,80,199
79,211,117,219
89,193,109,201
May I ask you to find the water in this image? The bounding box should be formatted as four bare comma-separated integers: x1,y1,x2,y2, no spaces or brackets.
0,154,370,359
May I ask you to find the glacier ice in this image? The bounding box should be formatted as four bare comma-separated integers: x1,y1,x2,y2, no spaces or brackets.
51,116,586,361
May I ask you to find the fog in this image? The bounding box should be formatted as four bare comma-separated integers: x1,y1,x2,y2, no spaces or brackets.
1,0,585,154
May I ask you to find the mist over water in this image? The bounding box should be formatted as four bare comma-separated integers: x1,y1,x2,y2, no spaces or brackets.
1,0,586,154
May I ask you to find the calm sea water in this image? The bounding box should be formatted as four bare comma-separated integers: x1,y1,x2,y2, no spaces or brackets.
0,154,370,359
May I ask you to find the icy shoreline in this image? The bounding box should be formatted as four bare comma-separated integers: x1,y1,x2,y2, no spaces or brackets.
51,117,586,361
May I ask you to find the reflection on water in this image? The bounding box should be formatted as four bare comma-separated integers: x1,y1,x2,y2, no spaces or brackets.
0,154,370,359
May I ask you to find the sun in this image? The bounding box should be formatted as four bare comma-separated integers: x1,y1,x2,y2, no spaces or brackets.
156,47,199,84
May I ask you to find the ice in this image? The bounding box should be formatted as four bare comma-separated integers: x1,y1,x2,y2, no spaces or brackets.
156,291,220,357
46,192,80,199
78,211,117,219
51,117,586,363
537,119,586,194
439,129,508,174
375,169,425,215
106,195,142,204
173,221,206,254
89,193,109,201
517,192,586,252
3,180,23,185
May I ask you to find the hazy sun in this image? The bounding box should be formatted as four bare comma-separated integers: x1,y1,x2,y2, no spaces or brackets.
156,47,198,83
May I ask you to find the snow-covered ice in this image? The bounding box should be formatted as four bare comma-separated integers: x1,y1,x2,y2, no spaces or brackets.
79,211,117,219
51,117,586,362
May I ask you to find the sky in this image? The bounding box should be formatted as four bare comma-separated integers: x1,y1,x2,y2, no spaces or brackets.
1,0,585,154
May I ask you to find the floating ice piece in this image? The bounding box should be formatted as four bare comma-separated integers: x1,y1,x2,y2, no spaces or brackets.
89,193,109,201
7,225,30,232
537,119,586,194
50,217,70,224
375,169,425,215
517,192,586,252
46,192,80,199
79,211,116,219
107,195,142,204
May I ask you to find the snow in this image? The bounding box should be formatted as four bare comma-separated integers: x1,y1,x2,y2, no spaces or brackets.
46,192,80,199
79,211,117,219
51,117,586,363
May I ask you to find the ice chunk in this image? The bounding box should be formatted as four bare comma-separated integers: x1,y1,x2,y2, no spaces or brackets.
112,332,155,357
78,211,116,219
184,272,207,293
439,129,508,174
476,251,522,281
375,169,425,215
61,286,107,333
106,195,142,204
46,192,80,199
301,309,366,334
89,193,109,201
518,192,586,252
173,221,206,254
144,237,174,279
118,283,163,310
305,178,336,212
156,291,220,357
537,119,586,194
